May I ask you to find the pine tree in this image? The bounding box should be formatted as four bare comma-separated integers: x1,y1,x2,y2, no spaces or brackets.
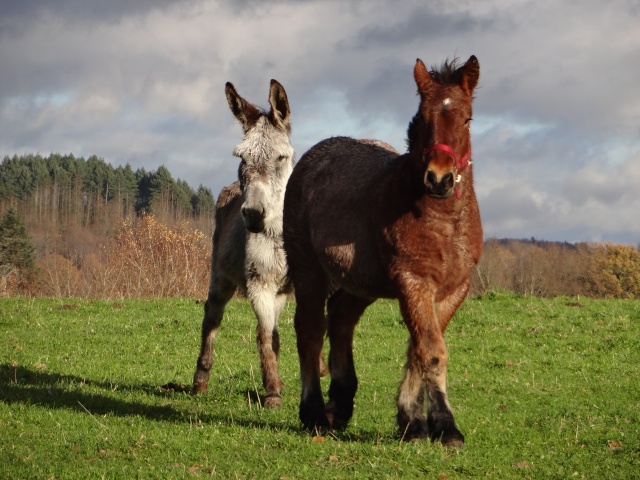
0,208,36,270
0,208,36,293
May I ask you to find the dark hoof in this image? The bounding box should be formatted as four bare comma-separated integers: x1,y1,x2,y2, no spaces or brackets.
264,394,282,409
440,433,465,448
429,426,465,448
300,405,330,431
325,410,349,430
398,417,429,441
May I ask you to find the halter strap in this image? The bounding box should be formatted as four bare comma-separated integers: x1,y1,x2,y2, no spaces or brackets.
422,144,472,173
422,143,473,199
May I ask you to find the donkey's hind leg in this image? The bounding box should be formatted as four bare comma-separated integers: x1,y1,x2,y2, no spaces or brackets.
253,290,287,408
193,278,236,394
325,289,372,429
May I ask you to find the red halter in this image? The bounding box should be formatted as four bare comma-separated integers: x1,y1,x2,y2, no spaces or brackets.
422,143,472,199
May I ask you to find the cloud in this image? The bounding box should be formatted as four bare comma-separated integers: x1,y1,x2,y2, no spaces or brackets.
1,0,639,245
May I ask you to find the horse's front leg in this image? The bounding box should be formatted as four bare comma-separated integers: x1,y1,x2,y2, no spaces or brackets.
397,287,464,447
249,284,285,408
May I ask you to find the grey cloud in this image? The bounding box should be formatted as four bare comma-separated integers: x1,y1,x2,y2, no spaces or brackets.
2,0,640,245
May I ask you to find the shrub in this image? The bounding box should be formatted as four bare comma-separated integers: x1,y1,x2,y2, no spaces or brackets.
88,215,211,299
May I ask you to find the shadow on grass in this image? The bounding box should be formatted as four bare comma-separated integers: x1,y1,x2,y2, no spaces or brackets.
0,363,303,435
0,363,184,421
0,363,394,441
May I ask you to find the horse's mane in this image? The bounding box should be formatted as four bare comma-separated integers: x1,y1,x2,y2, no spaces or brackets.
429,57,464,85
405,57,465,151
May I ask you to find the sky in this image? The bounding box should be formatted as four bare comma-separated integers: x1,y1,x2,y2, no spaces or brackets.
1,0,639,245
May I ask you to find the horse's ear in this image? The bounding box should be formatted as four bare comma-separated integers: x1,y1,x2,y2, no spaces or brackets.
414,59,432,96
268,79,291,131
460,55,480,95
225,82,260,132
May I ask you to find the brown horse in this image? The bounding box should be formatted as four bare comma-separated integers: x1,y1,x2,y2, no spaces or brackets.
283,56,482,446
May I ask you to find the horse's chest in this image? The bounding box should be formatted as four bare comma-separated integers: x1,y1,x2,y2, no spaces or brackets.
390,213,481,284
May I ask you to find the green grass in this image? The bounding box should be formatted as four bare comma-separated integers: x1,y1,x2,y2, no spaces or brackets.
1,293,639,479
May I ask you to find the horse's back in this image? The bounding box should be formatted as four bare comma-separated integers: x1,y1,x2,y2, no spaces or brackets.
286,136,398,204
283,137,403,297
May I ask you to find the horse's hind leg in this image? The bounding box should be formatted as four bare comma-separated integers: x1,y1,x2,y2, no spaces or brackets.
325,289,372,429
294,285,329,430
253,290,287,408
193,278,236,394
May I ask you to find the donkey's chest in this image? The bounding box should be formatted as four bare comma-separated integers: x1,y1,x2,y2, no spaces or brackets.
245,235,290,287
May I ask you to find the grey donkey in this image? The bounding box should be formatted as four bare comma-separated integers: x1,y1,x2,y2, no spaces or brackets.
192,79,326,407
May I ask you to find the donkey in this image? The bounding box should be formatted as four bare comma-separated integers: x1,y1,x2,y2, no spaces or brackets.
283,56,482,446
192,79,296,408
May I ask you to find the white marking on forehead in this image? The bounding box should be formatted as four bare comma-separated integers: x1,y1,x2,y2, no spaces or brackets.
443,98,451,107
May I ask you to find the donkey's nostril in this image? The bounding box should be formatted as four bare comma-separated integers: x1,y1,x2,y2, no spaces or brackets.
241,207,266,233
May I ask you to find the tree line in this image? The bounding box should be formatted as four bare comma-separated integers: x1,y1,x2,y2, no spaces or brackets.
0,153,215,230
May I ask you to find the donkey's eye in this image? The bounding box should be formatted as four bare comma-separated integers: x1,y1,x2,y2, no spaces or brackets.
277,155,287,162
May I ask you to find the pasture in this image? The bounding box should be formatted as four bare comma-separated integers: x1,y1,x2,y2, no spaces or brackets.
1,293,638,478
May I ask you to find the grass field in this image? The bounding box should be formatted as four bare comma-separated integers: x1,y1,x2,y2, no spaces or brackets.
1,293,638,479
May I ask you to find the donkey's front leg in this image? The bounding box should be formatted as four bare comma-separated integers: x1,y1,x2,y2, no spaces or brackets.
397,292,464,447
251,287,286,408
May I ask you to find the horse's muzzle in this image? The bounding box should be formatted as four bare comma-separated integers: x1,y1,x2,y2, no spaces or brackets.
424,169,455,198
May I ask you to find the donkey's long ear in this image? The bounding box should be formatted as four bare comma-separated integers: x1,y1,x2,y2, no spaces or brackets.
414,59,432,96
460,55,480,95
225,82,261,133
268,79,291,132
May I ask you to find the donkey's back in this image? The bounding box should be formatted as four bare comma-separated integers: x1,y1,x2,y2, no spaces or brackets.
209,182,248,291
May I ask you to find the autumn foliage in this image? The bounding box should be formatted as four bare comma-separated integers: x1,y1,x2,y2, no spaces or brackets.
471,238,640,299
3,208,640,300
585,243,640,298
36,215,211,299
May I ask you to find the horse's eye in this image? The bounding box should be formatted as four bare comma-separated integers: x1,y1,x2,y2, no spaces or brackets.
277,155,287,162
464,117,473,125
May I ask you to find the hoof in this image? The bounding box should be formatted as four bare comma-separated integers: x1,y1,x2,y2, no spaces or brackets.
264,395,282,409
398,418,429,442
191,382,208,395
430,427,465,448
300,407,330,431
325,411,349,430
440,434,465,448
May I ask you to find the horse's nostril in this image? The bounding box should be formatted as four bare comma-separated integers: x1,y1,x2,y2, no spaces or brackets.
442,172,454,190
424,169,455,197
425,170,437,186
